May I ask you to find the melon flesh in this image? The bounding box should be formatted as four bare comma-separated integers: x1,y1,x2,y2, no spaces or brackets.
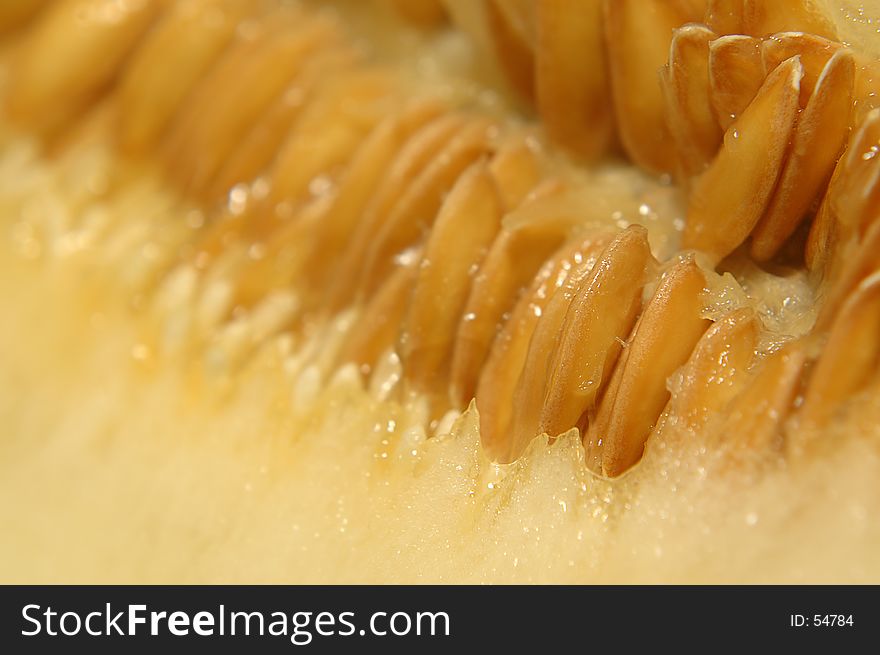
0,1,879,583
0,131,877,584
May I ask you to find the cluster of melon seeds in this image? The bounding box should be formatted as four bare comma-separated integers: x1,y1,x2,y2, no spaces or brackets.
0,0,878,582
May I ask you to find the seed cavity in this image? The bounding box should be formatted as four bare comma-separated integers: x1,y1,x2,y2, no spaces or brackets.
3,0,879,479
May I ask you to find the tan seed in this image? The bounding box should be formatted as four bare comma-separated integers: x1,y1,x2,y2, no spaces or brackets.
208,47,358,201
325,112,468,313
533,226,654,445
660,24,722,182
800,272,880,428
708,35,765,131
475,231,612,461
742,0,837,39
761,32,842,103
449,182,578,407
387,0,446,27
8,0,163,134
536,0,612,160
400,161,504,403
806,107,880,276
704,0,744,35
357,117,496,302
604,0,702,173
721,340,807,454
486,132,545,212
817,218,880,330
336,252,421,376
684,56,802,262
669,307,761,430
267,67,398,206
0,0,50,34
485,0,535,102
751,49,855,261
118,0,255,154
593,257,711,477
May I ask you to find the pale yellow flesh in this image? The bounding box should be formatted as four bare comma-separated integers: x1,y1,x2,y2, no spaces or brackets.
2,217,878,583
